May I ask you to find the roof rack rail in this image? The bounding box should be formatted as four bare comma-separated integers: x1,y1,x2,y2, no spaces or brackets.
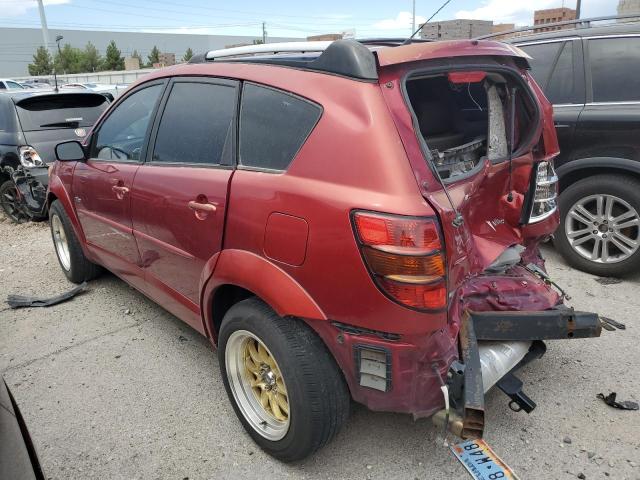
475,13,640,40
192,39,379,81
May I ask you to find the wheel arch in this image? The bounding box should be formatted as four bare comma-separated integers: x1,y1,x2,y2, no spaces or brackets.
201,249,327,344
557,157,640,192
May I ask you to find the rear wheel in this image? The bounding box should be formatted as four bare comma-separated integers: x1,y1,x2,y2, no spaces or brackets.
0,180,29,223
218,298,350,462
556,174,640,276
49,200,101,283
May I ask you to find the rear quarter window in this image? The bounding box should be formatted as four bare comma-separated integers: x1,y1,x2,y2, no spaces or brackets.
15,93,108,131
239,83,322,171
589,37,640,102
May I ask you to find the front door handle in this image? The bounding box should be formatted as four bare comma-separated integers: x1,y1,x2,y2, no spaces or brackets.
112,185,129,199
188,200,217,213
554,123,570,128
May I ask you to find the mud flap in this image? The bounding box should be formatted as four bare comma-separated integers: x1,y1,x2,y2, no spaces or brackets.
447,308,602,440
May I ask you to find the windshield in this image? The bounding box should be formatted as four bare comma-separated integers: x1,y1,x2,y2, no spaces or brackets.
15,93,108,131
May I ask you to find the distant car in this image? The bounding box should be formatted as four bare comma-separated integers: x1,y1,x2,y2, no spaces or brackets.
0,91,109,222
60,83,115,102
509,21,640,276
0,79,25,91
0,378,44,480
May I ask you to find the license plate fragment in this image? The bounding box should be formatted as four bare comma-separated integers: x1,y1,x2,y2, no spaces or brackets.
451,439,519,480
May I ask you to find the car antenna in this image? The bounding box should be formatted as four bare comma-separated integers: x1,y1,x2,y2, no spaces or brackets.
402,0,454,45
506,86,517,202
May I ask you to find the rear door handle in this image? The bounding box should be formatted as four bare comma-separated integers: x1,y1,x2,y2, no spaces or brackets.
188,200,217,213
554,123,570,128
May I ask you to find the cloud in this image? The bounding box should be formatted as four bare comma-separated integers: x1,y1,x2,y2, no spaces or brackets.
0,0,71,18
455,0,617,26
373,11,426,30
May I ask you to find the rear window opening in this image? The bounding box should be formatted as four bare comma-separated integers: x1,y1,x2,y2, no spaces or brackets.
406,70,534,181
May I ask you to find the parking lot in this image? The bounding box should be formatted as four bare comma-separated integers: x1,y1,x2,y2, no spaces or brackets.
1,219,639,480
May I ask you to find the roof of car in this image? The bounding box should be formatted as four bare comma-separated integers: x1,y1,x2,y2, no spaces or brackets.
510,21,640,44
184,38,529,81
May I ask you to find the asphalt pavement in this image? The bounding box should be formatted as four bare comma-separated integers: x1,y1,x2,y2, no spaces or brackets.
1,220,639,479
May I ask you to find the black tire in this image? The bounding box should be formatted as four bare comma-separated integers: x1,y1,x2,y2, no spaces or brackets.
218,298,350,462
555,174,640,277
49,200,101,283
0,180,29,223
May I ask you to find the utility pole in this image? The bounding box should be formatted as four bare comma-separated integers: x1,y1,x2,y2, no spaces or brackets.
262,22,267,44
411,0,416,36
36,0,51,54
575,0,581,19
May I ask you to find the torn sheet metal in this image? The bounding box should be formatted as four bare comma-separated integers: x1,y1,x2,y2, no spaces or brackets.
451,439,519,480
7,282,88,309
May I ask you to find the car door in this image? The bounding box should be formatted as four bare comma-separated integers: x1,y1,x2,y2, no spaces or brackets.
518,39,585,166
130,77,238,329
573,35,640,162
72,81,165,285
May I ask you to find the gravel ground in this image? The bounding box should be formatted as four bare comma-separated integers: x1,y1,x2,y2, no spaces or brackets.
0,218,639,480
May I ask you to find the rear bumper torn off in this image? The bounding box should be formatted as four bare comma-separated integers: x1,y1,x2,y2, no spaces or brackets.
439,308,602,439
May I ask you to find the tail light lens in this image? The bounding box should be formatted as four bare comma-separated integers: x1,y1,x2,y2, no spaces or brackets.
352,211,447,311
528,160,558,223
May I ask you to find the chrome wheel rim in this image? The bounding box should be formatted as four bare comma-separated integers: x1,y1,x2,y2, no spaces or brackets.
565,194,640,264
51,214,71,271
225,330,290,441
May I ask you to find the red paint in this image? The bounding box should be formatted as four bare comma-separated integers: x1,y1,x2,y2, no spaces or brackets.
264,213,309,266
50,40,562,417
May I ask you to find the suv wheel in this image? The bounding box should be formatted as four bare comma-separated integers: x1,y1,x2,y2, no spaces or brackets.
49,200,101,283
0,180,29,223
556,174,640,276
218,298,350,462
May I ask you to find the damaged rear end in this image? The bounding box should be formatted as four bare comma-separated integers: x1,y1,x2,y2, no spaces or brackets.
376,41,603,438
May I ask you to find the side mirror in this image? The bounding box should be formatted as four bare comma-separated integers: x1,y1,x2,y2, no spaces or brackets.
55,140,86,162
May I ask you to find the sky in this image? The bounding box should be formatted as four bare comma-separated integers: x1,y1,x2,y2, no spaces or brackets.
0,0,618,39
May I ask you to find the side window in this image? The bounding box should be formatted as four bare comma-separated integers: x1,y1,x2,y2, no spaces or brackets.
239,83,321,171
0,83,6,90
519,42,562,88
92,84,163,162
6,81,23,90
151,82,236,165
589,37,640,102
545,41,574,104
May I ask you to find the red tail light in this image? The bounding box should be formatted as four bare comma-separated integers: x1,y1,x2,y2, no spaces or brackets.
352,211,447,311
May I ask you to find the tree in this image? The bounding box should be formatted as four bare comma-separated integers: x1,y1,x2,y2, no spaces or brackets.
55,43,84,74
81,42,101,72
28,46,53,75
182,47,193,62
103,40,124,71
147,45,160,67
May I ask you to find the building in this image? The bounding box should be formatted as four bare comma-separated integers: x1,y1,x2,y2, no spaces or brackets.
0,27,299,76
533,7,577,32
157,52,176,67
618,0,640,19
420,19,492,40
307,34,344,41
491,23,516,40
124,56,140,71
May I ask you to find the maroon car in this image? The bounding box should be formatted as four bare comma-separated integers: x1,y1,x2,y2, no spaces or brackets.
47,39,602,461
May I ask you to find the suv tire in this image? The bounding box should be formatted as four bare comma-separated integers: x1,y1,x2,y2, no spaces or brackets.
0,180,29,223
218,298,350,462
49,200,101,283
556,174,640,277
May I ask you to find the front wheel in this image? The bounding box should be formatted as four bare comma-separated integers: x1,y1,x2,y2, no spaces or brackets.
555,174,640,277
0,180,29,223
49,200,101,283
218,298,350,462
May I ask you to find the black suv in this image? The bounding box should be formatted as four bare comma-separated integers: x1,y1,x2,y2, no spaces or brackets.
0,91,109,222
509,21,640,276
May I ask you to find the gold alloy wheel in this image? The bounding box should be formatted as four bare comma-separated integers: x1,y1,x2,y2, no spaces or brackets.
225,330,290,440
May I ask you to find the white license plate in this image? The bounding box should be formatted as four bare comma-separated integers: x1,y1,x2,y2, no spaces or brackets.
451,439,519,480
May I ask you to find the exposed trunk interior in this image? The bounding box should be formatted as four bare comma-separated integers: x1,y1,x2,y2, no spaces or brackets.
406,71,533,181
